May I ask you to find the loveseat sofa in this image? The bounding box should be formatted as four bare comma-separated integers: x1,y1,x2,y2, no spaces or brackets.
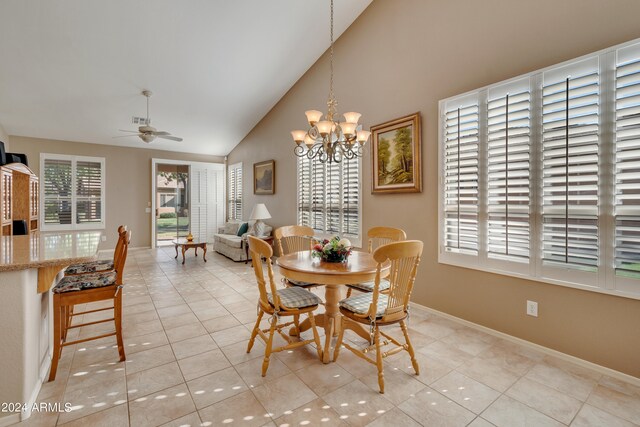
213,220,273,262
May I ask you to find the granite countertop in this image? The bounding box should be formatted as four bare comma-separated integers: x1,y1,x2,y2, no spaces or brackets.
0,231,102,272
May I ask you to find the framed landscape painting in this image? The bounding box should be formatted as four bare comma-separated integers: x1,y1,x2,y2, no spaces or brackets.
254,160,275,195
371,112,421,193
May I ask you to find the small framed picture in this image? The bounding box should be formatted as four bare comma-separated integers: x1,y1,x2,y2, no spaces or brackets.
371,112,422,194
253,160,275,195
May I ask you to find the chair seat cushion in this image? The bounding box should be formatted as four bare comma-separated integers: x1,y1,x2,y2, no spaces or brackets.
53,271,117,294
65,260,114,275
347,278,390,293
268,287,322,309
284,278,319,288
339,293,388,317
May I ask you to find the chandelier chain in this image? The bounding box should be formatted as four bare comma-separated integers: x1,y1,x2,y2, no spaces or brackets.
327,0,337,120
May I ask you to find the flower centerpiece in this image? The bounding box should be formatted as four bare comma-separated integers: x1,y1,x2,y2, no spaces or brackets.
312,236,352,263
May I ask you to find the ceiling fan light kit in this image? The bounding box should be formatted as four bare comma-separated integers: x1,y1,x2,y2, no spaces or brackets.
115,90,183,144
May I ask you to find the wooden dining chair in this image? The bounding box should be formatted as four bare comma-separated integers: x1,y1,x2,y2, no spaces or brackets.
48,228,131,382
64,225,126,275
246,236,324,376
333,240,423,394
345,227,406,298
274,225,322,290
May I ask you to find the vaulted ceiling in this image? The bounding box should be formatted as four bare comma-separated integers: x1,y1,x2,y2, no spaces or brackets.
0,0,371,154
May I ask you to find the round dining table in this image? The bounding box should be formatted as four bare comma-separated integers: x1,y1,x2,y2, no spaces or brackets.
277,250,390,363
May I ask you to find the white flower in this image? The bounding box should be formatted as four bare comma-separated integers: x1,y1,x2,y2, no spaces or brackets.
323,243,332,251
338,238,352,248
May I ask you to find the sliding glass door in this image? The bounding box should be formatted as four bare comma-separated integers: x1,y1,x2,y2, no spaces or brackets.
155,163,189,246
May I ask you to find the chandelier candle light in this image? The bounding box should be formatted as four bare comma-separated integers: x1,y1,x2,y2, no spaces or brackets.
290,0,370,163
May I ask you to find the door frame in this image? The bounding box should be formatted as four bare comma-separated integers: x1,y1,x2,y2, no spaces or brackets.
151,159,226,248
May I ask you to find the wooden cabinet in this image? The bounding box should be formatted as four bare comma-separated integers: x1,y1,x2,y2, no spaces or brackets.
0,163,39,236
1,168,12,235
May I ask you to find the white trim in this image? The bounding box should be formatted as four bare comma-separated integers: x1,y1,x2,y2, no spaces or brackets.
151,159,224,248
438,37,640,299
410,302,640,387
40,153,106,231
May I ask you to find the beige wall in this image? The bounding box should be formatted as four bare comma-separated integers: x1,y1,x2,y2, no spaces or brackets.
10,136,223,249
228,0,640,377
0,121,9,149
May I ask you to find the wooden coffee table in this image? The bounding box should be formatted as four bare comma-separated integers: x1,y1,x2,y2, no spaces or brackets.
172,238,207,265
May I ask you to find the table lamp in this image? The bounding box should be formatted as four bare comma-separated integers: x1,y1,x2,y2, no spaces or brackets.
249,203,271,236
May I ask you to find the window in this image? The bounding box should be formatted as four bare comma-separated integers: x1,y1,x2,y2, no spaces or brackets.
227,162,242,221
41,154,105,230
297,156,360,243
439,39,640,298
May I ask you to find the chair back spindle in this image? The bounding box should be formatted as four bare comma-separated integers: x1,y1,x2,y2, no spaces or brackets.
248,236,281,310
370,240,423,322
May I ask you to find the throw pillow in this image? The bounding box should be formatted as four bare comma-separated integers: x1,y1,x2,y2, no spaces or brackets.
224,222,240,235
236,222,249,237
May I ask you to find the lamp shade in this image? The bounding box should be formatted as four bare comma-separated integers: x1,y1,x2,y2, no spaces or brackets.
249,203,271,220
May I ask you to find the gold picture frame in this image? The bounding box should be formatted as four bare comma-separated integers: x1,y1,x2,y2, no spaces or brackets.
371,112,422,194
253,160,275,195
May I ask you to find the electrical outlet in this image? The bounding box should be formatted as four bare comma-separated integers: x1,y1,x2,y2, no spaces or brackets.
101,235,107,242
526,300,538,317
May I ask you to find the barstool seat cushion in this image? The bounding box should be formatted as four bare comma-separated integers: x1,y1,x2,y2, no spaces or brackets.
268,287,322,309
65,260,114,275
339,293,388,317
347,278,390,293
53,271,117,294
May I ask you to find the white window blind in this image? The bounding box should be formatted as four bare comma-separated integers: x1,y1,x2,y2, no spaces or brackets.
41,154,105,230
297,156,360,242
191,164,224,243
615,44,640,280
227,163,242,221
443,102,480,255
487,84,531,262
438,38,640,299
541,60,600,270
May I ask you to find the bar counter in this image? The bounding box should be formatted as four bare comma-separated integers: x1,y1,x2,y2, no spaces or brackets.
0,231,101,425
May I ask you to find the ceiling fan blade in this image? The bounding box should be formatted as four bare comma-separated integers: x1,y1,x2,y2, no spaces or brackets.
151,131,170,136
157,135,183,142
118,129,140,133
112,134,140,139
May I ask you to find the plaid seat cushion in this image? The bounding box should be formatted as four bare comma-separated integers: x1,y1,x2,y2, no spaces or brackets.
285,278,318,288
267,287,322,309
65,260,114,275
339,293,388,317
347,278,390,293
53,271,117,294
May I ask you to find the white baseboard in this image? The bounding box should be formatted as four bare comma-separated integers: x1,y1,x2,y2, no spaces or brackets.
0,353,51,426
409,302,640,388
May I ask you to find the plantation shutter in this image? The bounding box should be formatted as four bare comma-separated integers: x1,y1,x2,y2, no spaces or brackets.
297,155,360,240
615,46,640,279
342,157,359,237
43,158,73,226
487,84,531,262
443,102,480,255
227,163,242,221
541,60,600,269
297,156,311,227
75,160,103,225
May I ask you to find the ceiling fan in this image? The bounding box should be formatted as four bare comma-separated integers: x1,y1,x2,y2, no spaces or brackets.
115,90,183,143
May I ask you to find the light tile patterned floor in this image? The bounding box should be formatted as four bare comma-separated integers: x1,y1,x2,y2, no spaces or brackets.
12,247,640,427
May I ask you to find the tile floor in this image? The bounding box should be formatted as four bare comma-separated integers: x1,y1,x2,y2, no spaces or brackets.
12,247,640,427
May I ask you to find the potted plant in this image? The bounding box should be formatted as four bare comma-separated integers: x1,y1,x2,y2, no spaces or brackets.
312,236,352,263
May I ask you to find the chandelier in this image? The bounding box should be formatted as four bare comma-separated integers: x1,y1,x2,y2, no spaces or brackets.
290,0,370,164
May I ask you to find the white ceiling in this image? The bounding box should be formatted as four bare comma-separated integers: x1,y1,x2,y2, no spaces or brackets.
0,0,371,155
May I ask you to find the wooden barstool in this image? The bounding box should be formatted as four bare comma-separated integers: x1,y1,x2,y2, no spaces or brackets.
64,225,126,276
48,228,131,382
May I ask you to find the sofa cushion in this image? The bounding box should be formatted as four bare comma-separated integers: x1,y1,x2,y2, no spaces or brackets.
237,222,249,236
224,222,241,235
217,235,243,248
